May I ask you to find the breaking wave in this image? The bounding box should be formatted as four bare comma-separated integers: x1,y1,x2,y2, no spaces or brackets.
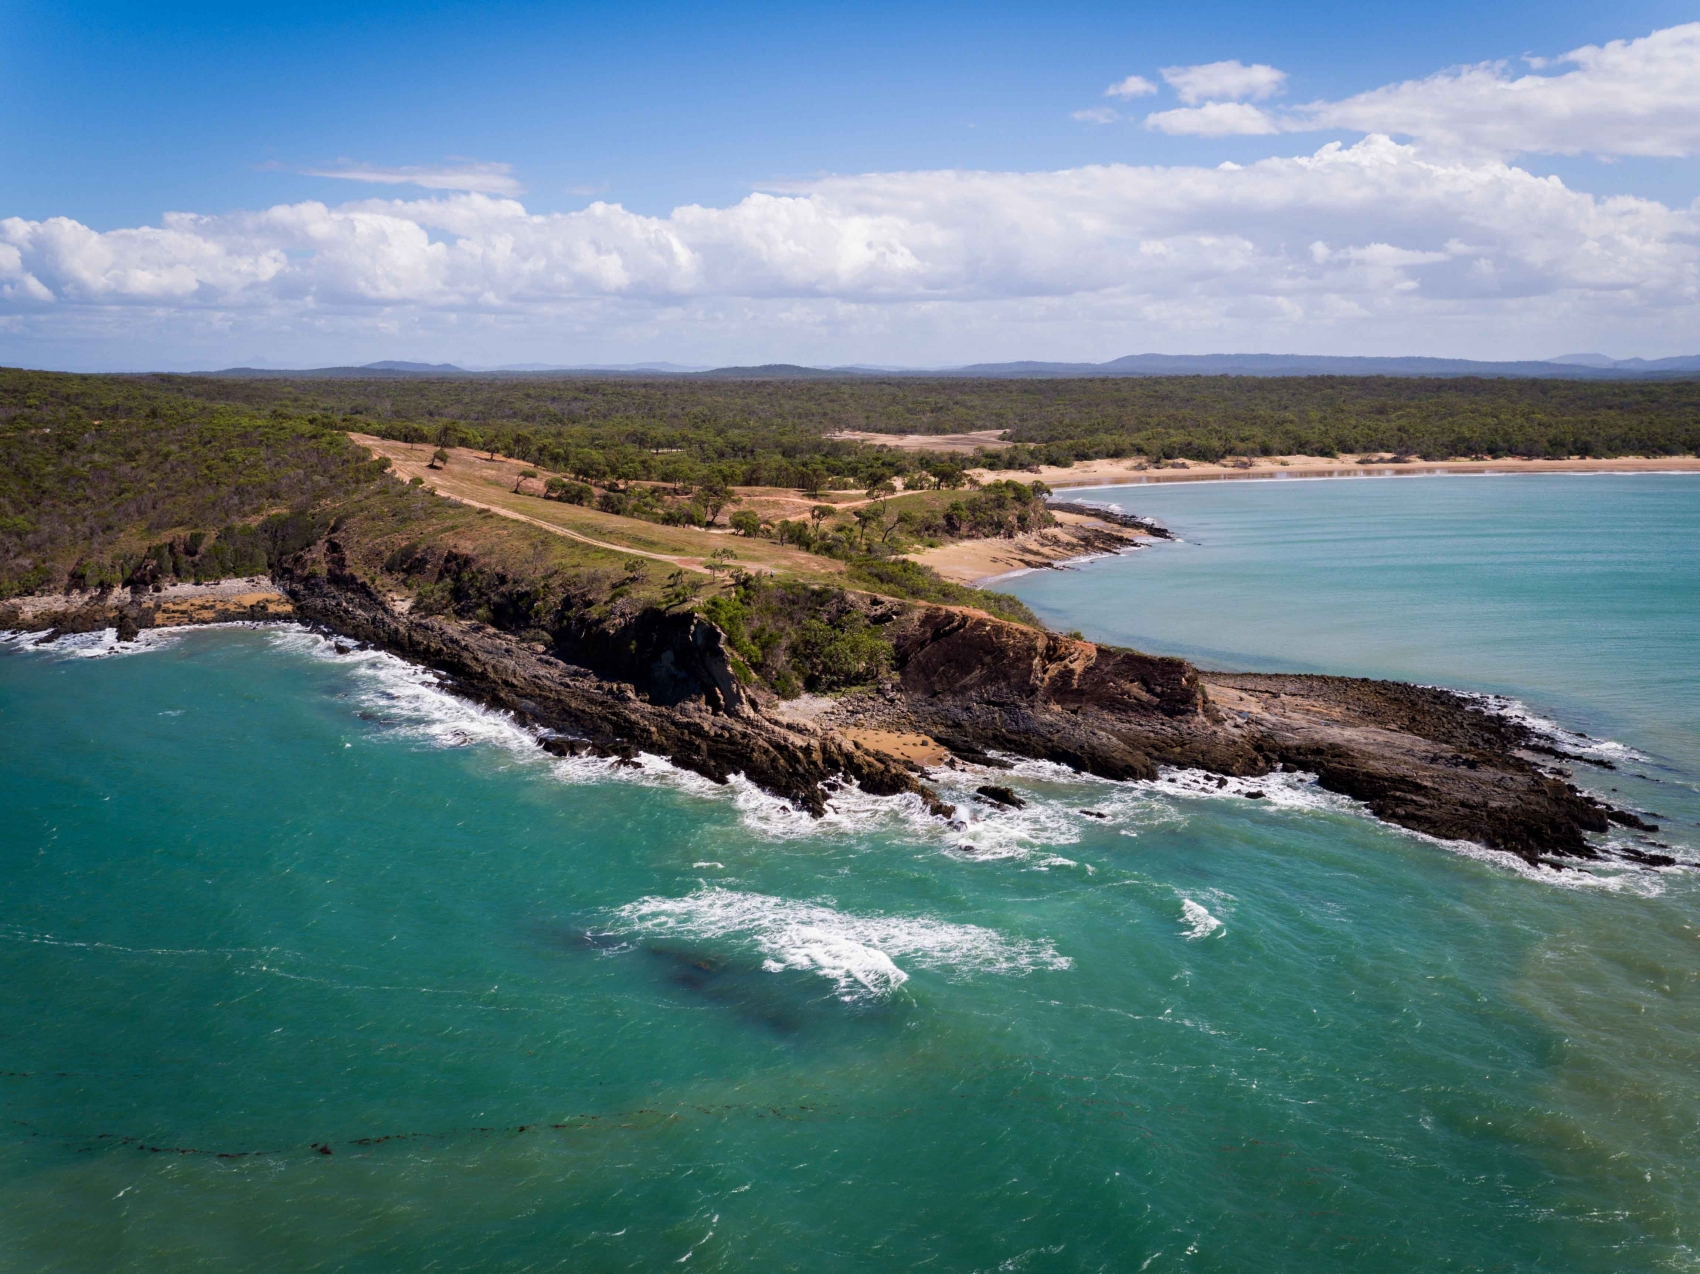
1180,899,1223,940
0,623,234,659
1449,689,1647,765
261,629,1680,891
607,887,1071,1001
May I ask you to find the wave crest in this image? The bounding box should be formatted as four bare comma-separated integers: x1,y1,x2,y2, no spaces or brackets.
608,887,1071,1001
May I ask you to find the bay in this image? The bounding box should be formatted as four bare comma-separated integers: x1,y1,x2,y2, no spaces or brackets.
2,472,1697,1272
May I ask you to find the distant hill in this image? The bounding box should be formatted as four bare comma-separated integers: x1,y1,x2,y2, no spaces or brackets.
1602,355,1700,372
200,352,1700,380
207,361,468,378
464,361,711,373
687,363,854,379
941,353,1700,379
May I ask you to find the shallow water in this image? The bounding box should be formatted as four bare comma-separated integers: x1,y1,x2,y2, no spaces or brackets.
3,474,1699,1271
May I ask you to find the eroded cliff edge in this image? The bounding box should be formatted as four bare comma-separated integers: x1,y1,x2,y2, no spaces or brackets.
4,535,1658,867
263,535,1651,867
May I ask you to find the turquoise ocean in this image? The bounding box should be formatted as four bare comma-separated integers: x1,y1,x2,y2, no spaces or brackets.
2,473,1697,1272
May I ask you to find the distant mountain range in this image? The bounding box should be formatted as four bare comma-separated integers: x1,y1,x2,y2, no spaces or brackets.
204,353,1700,380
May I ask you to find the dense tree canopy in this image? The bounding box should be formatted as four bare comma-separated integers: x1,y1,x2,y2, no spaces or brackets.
4,366,1696,598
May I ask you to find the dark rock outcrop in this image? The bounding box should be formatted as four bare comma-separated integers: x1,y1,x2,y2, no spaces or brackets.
1202,674,1644,861
889,609,1265,780
10,532,1643,863
272,546,1653,862
975,785,1026,810
1046,501,1174,539
277,543,941,817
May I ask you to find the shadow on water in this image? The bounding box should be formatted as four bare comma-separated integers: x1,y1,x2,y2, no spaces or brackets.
539,924,908,1038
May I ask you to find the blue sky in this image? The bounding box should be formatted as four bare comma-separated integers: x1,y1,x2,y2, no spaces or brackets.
3,0,1699,369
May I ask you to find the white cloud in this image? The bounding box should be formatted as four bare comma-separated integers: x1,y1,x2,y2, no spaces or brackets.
1071,107,1121,124
1161,60,1287,105
4,133,1695,367
1143,23,1700,155
301,161,525,195
1146,102,1278,136
14,19,1700,368
1292,22,1700,157
1104,75,1157,99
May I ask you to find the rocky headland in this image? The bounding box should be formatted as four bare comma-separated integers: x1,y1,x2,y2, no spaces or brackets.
3,537,1663,869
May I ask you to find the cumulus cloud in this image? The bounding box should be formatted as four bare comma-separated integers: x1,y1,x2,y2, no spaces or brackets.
301,160,525,195
1144,23,1700,156
1160,60,1287,105
4,136,1693,358
1296,22,1700,156
1146,102,1278,136
12,19,1700,368
1071,107,1121,124
1104,75,1158,99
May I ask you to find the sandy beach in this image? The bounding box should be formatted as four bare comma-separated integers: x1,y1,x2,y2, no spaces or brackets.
968,453,1700,489
906,511,1151,585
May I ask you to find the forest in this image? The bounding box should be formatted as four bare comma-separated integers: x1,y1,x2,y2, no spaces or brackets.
4,365,1697,600
163,367,1700,474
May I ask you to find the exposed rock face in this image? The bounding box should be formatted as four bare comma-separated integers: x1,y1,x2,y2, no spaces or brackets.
273,547,1651,862
1202,674,1650,862
278,542,941,818
888,613,1646,861
0,579,292,640
559,607,748,716
5,542,1651,865
889,609,1266,780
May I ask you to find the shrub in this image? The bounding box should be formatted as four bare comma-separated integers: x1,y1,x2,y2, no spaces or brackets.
790,614,893,691
545,478,592,504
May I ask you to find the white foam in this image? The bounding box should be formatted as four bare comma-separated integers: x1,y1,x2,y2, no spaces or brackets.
608,887,1071,1001
99,627,1682,892
0,623,214,659
270,627,547,760
1416,830,1674,895
1179,899,1223,940
1447,689,1647,764
1142,765,1359,814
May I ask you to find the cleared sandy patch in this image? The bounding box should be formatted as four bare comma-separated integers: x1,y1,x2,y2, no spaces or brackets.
826,429,1011,453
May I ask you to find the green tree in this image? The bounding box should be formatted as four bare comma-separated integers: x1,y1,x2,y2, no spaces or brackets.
700,479,739,527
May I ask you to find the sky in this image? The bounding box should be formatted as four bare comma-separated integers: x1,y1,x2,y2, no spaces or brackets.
3,0,1699,371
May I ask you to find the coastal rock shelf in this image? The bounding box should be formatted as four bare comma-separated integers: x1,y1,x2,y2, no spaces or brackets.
4,553,1660,868
272,533,1651,866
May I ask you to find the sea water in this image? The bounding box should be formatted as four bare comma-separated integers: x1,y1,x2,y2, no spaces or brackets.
2,474,1697,1272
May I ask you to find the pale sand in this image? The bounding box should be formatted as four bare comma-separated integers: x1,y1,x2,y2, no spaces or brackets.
826,429,1011,453
839,727,952,766
968,453,1700,490
907,513,1147,585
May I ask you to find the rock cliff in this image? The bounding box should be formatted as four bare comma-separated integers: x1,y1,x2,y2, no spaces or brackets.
3,542,1658,866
